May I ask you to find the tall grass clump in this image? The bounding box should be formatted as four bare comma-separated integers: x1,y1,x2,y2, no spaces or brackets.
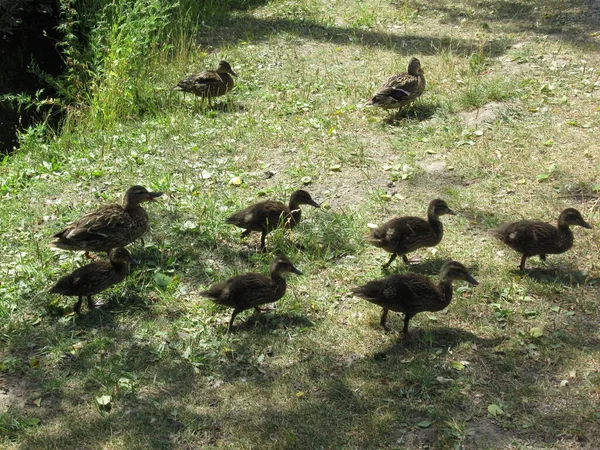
86,0,177,124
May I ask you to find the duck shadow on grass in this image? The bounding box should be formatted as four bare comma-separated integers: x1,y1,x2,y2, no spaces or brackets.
384,101,439,125
378,327,506,356
520,266,599,287
230,311,316,333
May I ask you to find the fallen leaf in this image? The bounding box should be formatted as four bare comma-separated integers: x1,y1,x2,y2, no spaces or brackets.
488,404,503,417
417,420,432,428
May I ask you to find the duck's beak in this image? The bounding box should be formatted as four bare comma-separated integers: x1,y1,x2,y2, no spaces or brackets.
581,220,593,229
309,199,321,208
447,208,457,215
291,266,304,276
228,67,238,77
147,191,164,202
466,274,479,285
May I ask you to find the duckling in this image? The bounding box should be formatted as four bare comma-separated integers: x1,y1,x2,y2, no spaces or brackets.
366,57,426,111
351,261,478,334
173,60,237,105
226,190,320,250
200,256,303,331
49,247,134,315
366,199,456,268
494,208,592,272
51,186,163,257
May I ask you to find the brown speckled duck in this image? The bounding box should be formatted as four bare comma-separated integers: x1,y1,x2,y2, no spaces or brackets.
366,57,426,111
173,60,237,105
494,208,592,271
51,186,163,257
49,247,134,315
365,199,456,268
200,256,303,331
351,261,478,334
226,190,320,250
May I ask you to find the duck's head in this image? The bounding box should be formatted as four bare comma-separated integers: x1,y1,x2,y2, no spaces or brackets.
108,247,136,265
429,199,456,217
290,190,320,208
440,261,479,285
271,256,303,277
216,60,238,77
124,185,164,207
559,208,592,229
407,57,424,76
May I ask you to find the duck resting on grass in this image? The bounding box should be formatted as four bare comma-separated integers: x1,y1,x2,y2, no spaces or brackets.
226,190,320,251
365,199,456,269
494,208,592,272
173,60,237,106
365,57,426,113
51,185,163,258
200,256,303,331
351,261,478,334
49,247,134,315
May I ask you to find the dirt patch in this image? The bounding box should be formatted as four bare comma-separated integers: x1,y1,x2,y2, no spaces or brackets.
0,374,38,412
464,418,514,449
458,101,506,128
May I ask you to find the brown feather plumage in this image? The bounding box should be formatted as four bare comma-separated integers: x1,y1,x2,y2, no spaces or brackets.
366,57,426,110
200,256,303,331
226,190,320,250
365,199,455,268
49,247,134,315
174,60,237,102
351,261,478,334
494,208,592,271
51,186,163,254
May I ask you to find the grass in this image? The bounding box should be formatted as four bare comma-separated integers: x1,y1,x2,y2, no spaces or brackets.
1,0,600,448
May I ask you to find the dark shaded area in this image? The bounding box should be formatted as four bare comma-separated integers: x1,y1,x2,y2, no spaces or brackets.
0,0,64,154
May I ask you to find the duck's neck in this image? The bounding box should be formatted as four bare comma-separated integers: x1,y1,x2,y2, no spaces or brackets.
270,272,288,296
556,220,575,249
427,210,443,239
111,261,130,277
287,199,302,226
218,72,234,89
436,279,454,309
418,73,426,90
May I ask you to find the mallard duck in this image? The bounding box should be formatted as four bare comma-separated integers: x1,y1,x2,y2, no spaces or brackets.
226,190,320,250
351,261,478,334
49,247,134,315
51,186,163,257
494,208,592,271
173,60,237,105
200,256,303,331
365,57,426,110
366,199,456,268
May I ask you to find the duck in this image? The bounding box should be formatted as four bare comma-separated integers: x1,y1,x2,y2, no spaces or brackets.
226,190,320,250
200,256,303,331
351,261,478,334
365,57,426,111
365,199,456,269
51,185,163,257
49,247,134,315
173,60,237,105
494,208,592,272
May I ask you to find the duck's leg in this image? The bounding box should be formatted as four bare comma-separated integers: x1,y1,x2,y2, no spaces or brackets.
519,254,528,272
402,312,415,334
227,309,241,333
87,296,103,309
73,296,83,316
402,254,410,265
539,254,547,261
382,253,397,269
260,231,267,252
240,229,251,239
380,308,390,331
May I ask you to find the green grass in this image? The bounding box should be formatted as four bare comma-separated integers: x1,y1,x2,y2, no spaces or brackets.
1,0,600,448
